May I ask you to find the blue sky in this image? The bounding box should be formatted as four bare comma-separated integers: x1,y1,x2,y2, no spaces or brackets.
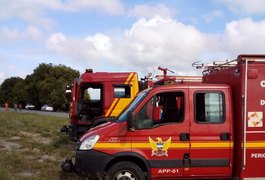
1,0,265,84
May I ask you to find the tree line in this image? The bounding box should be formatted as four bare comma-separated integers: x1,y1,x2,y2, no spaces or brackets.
0,63,80,111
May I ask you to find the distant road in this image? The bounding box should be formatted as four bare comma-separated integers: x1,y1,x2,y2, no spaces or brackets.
0,107,69,118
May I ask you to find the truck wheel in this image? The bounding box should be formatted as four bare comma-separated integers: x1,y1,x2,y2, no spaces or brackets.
106,161,144,180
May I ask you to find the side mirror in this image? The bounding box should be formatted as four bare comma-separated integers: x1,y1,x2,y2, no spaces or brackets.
65,85,72,101
127,111,136,132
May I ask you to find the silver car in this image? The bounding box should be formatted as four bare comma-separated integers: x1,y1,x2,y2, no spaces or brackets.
41,105,53,111
25,104,35,110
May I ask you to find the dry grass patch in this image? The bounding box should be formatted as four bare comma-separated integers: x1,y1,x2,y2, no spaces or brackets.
0,111,85,180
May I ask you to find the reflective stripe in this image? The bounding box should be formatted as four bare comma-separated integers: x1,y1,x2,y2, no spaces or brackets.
94,142,230,149
191,142,232,148
93,141,265,150
94,142,189,149
246,142,265,148
105,99,119,116
125,73,135,84
94,143,131,149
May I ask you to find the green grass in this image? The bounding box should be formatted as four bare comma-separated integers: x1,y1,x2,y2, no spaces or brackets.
0,167,11,180
0,111,85,180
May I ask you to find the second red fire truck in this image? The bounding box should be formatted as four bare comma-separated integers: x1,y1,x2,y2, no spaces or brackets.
61,69,153,141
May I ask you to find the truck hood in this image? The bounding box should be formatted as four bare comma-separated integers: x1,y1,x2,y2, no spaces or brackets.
79,121,127,142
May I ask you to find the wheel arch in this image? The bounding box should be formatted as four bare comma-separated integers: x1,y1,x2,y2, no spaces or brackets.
104,152,150,179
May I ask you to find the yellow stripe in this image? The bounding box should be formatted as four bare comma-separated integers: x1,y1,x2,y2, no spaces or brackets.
125,73,134,84
94,142,189,149
95,143,131,149
169,143,190,149
246,142,265,148
105,99,118,116
131,143,149,148
94,141,265,150
132,143,189,149
94,142,227,149
191,142,232,148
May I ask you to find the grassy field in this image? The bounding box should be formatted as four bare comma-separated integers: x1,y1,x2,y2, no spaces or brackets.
0,111,85,180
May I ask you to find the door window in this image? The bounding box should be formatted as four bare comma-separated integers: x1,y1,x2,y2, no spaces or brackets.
195,92,224,123
137,91,184,129
114,85,131,98
85,87,101,100
79,84,103,121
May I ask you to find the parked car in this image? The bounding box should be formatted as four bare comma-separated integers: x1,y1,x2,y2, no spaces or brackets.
41,105,53,112
25,104,35,110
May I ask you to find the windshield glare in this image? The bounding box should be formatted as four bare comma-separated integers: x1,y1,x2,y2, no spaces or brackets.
117,90,149,122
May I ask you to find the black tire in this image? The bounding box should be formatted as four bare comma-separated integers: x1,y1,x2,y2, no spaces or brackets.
106,161,145,180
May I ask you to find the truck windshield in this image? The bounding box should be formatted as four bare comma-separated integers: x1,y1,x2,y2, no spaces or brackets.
117,90,149,122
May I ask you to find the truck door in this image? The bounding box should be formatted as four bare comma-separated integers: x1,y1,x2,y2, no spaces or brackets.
188,88,233,177
131,88,190,178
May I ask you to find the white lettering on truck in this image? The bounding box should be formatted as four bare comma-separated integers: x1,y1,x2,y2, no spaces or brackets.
251,153,265,159
261,80,265,87
158,169,179,174
261,100,265,106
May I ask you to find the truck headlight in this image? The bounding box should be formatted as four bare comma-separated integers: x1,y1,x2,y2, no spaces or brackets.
79,135,99,150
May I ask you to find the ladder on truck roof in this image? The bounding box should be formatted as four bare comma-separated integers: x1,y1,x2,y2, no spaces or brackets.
192,59,238,76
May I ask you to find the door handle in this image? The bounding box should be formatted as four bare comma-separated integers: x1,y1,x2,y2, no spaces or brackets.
220,132,230,141
183,153,190,168
180,133,190,141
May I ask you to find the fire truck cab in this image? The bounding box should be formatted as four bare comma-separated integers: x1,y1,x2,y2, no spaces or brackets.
70,55,265,179
62,69,141,141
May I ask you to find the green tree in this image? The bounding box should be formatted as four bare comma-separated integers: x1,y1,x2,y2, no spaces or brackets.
24,63,79,111
0,77,25,106
12,81,27,104
0,63,79,111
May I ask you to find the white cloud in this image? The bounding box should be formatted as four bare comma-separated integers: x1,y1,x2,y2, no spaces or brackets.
219,0,265,15
46,33,67,51
0,26,43,42
46,16,265,75
0,0,56,29
58,0,125,15
25,26,43,41
194,18,265,62
47,33,114,63
0,27,22,41
46,16,206,74
221,18,265,55
85,34,112,51
122,17,205,70
128,4,176,19
0,0,124,26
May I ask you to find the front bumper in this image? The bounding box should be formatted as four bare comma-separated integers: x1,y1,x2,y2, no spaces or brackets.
75,149,114,178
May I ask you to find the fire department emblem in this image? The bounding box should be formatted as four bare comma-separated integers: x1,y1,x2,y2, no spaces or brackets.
248,112,263,127
149,137,171,157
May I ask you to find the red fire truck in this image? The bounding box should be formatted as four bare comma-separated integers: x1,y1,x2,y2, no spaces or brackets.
63,54,265,179
61,69,152,141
